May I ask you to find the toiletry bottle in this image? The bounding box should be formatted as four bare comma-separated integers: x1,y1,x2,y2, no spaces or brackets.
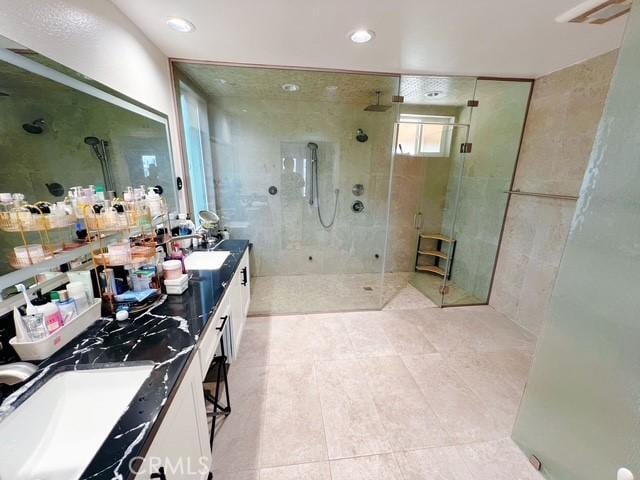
171,244,186,274
67,281,90,311
95,185,105,202
33,298,64,333
58,290,77,324
50,291,60,304
13,307,29,342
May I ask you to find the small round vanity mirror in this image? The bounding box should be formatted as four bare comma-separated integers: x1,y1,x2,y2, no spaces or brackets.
198,210,220,228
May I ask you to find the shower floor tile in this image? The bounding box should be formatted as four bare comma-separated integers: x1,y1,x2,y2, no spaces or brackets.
249,272,416,316
249,272,481,316
212,306,542,480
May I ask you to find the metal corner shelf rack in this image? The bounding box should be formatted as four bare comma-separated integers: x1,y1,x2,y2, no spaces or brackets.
415,233,456,280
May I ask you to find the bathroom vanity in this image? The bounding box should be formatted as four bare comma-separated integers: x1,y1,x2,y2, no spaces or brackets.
0,240,251,480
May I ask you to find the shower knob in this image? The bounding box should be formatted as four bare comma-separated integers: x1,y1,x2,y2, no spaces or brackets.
351,200,365,213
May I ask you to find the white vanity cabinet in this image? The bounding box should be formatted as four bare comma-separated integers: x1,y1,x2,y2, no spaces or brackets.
134,357,211,479
134,248,250,479
229,249,250,359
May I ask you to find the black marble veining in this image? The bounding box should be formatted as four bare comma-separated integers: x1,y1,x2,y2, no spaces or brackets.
0,240,250,480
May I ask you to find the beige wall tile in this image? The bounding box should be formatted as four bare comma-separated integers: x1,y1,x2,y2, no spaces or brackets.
491,50,618,335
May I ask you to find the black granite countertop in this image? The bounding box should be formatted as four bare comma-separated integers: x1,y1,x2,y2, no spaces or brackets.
0,239,250,480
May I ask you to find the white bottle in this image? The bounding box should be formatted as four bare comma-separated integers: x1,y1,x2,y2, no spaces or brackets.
146,187,163,217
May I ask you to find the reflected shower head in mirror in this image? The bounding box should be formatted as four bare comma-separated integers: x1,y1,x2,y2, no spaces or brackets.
364,90,391,112
356,129,369,143
22,118,46,134
84,136,106,162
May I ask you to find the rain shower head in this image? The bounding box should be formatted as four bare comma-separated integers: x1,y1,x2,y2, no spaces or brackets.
22,118,46,134
364,90,391,112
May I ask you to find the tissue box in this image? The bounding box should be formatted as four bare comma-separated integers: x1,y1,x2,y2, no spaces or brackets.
164,274,189,295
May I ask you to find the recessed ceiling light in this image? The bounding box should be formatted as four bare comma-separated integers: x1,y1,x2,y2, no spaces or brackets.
424,90,446,99
166,17,195,33
349,29,375,44
281,83,300,92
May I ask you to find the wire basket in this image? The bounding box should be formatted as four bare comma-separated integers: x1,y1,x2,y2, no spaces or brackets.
8,244,58,269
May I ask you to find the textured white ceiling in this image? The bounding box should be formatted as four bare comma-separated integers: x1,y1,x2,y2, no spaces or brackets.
111,0,626,78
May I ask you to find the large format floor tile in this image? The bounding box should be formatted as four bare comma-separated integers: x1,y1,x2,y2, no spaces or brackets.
260,461,331,480
212,305,543,480
359,355,450,450
402,353,502,443
315,359,390,459
259,362,328,467
330,454,404,480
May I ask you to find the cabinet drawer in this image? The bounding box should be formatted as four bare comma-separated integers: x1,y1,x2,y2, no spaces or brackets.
198,297,229,379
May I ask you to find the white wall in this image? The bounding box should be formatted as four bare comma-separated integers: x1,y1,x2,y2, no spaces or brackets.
0,0,185,208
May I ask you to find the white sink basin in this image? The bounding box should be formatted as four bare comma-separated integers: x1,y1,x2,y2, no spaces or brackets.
0,364,153,480
184,250,230,270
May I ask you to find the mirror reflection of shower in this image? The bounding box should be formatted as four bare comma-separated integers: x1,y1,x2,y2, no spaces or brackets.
84,136,115,192
307,142,339,229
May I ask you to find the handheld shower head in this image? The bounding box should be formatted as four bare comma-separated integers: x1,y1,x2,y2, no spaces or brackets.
307,142,319,151
84,136,100,146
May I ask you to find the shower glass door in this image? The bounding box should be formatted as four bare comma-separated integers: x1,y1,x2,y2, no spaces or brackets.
385,120,470,307
441,79,532,306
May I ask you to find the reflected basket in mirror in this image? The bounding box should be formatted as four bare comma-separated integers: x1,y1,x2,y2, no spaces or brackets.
83,201,155,232
8,244,57,269
0,205,75,232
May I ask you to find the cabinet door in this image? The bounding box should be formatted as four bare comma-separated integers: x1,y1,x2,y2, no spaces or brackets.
135,362,211,479
240,250,251,318
230,249,250,357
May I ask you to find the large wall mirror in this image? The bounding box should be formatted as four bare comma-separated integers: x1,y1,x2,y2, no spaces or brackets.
0,35,177,287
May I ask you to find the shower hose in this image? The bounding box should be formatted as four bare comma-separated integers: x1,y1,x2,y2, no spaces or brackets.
311,148,340,229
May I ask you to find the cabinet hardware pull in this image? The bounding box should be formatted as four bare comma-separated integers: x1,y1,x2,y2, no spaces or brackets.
151,466,167,480
216,315,228,331
241,267,248,286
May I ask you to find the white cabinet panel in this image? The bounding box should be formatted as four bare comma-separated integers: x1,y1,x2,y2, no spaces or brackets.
135,361,210,479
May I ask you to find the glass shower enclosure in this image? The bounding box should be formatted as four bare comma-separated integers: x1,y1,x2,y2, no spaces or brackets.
174,63,400,315
174,61,532,314
384,76,532,307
